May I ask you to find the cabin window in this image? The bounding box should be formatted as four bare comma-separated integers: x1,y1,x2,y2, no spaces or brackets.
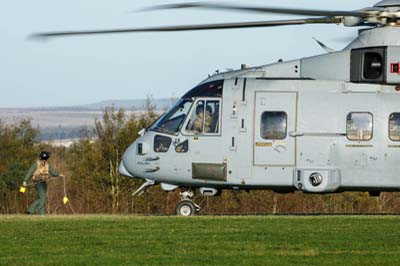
346,112,373,141
185,99,220,135
389,113,400,141
175,140,189,153
261,111,287,140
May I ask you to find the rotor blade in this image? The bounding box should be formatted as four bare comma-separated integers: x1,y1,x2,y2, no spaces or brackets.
31,18,336,39
145,2,370,18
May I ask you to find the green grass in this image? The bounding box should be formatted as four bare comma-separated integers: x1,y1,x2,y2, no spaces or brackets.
0,215,400,266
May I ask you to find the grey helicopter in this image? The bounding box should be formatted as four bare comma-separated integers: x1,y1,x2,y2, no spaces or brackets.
34,0,400,216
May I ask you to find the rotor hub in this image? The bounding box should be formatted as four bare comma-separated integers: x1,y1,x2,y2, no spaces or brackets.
374,0,400,8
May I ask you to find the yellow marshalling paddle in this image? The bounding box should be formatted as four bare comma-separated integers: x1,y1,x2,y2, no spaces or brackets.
63,196,69,205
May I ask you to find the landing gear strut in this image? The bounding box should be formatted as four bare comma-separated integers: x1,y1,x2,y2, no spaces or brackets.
176,190,201,216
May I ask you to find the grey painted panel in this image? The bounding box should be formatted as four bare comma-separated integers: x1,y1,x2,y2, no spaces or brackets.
386,47,400,84
301,51,351,81
345,27,400,50
260,60,301,78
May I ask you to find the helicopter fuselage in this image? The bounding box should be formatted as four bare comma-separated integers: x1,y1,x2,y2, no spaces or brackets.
120,77,400,194
120,27,400,194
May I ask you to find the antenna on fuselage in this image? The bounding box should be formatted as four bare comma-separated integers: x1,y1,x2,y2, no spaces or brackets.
312,37,336,53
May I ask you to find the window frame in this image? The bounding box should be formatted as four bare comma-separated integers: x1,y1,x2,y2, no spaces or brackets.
182,97,222,136
260,111,288,140
389,112,400,142
346,112,374,142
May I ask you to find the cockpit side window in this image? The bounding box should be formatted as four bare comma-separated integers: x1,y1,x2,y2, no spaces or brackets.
204,100,220,134
154,135,172,153
175,140,189,153
185,100,205,134
184,99,221,135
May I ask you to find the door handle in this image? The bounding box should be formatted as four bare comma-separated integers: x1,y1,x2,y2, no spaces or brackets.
289,131,304,137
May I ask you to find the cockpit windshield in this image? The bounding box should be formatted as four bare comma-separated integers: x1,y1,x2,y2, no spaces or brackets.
149,80,224,135
150,99,193,135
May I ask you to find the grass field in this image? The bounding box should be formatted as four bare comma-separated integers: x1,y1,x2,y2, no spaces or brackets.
1,215,399,266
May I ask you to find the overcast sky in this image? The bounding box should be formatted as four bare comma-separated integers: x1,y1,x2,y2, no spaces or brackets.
0,0,379,107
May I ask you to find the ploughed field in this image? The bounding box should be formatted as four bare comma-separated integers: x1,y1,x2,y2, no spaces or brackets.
0,215,399,266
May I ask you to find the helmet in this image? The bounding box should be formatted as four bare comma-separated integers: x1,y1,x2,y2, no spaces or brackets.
206,105,213,114
39,151,50,161
196,104,204,115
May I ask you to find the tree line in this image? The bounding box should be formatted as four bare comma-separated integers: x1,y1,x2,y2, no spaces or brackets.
1,106,400,215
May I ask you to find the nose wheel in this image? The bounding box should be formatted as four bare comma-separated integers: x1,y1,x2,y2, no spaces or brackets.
176,200,199,216
176,190,201,216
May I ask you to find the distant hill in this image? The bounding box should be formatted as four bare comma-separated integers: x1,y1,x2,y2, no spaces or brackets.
0,98,174,141
0,98,175,112
78,98,174,111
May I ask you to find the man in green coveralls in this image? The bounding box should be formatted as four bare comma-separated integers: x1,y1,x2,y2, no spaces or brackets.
22,151,60,215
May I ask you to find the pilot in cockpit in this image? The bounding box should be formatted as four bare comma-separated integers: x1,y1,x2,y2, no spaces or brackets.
187,102,213,134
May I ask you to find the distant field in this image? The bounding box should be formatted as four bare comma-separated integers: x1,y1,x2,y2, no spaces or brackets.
0,109,139,128
0,98,170,130
1,215,399,266
0,108,148,141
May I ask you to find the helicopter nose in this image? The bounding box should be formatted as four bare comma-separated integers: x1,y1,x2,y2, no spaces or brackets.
119,160,134,178
119,143,137,178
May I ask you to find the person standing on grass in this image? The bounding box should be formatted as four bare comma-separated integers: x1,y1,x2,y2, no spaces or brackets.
22,151,60,215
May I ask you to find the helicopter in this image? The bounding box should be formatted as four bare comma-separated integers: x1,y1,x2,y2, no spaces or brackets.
35,0,400,216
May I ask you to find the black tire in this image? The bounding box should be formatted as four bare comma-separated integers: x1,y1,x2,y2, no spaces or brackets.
369,191,381,197
176,200,196,216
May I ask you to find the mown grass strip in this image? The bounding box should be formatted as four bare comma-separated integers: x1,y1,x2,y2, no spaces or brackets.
0,215,399,266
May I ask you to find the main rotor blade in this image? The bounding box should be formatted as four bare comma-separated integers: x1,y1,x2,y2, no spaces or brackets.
146,2,370,18
31,18,336,39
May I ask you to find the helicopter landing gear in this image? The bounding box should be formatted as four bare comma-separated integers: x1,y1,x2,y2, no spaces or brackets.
176,190,201,216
